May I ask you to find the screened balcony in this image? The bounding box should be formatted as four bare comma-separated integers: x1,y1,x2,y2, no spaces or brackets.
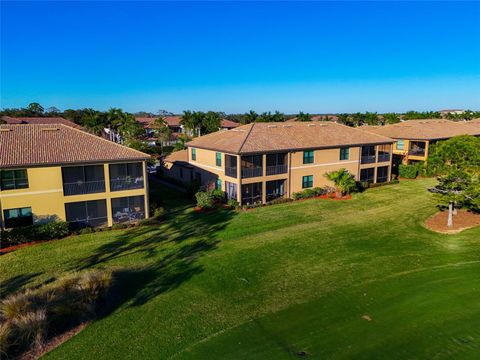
241,182,262,205
65,199,108,228
62,165,105,196
408,141,426,157
266,179,286,202
266,153,288,176
109,162,144,191
361,145,376,164
112,195,145,223
377,144,392,163
241,155,263,178
225,155,238,178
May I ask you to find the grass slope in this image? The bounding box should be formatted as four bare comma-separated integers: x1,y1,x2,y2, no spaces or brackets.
1,179,480,359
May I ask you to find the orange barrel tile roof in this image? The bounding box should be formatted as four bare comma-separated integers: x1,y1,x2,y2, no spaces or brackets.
363,119,480,140
186,121,394,155
0,124,150,168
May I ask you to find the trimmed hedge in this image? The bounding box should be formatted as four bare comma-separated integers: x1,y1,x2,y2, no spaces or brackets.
1,221,69,248
292,187,330,200
399,164,418,179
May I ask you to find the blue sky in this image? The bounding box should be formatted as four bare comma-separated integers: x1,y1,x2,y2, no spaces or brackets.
1,1,479,114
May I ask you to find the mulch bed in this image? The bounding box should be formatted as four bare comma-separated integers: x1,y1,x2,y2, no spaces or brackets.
0,240,51,254
425,210,480,234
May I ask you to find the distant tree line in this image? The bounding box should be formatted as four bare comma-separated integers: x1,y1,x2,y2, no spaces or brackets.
2,103,479,151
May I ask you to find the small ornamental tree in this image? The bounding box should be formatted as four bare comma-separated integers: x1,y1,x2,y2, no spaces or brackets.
429,168,473,227
324,168,357,196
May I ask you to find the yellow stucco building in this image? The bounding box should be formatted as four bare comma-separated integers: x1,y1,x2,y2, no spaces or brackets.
163,121,394,205
0,124,150,229
365,119,480,166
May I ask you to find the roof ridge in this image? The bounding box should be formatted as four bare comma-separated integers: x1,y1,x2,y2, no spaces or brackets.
238,123,255,154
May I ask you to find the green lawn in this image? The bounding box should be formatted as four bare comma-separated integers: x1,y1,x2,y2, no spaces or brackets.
2,179,480,359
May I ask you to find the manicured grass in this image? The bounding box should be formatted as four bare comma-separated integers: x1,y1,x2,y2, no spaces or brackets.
2,179,480,359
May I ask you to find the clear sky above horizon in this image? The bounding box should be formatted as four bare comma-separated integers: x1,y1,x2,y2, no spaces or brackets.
1,1,479,114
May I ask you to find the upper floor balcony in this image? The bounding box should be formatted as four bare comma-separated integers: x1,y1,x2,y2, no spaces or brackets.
408,141,426,157
62,165,105,196
109,162,145,192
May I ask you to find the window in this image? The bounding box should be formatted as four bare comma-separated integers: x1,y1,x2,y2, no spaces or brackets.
0,169,29,190
216,179,222,190
302,175,313,188
109,163,144,191
303,150,314,164
396,140,404,150
216,152,222,167
225,181,237,200
340,147,350,161
65,200,107,228
191,148,197,161
3,207,33,228
111,196,145,224
62,165,105,196
360,168,375,183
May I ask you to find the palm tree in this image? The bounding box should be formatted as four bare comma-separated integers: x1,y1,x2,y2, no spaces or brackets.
151,117,172,153
325,169,358,196
242,110,258,124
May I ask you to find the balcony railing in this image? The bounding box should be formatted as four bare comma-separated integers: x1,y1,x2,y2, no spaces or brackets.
225,166,237,178
376,176,388,183
63,180,106,196
377,154,391,163
408,149,426,157
68,216,108,229
266,164,288,176
266,192,285,202
110,177,144,192
361,155,376,164
241,167,263,178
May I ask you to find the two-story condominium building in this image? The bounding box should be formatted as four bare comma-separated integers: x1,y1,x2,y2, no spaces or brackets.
364,119,480,166
165,122,394,205
0,124,150,229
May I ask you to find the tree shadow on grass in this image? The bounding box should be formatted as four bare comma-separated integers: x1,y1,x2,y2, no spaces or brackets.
0,272,42,299
69,208,235,314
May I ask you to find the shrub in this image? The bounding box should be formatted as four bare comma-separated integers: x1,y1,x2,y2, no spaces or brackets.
0,270,113,358
153,207,165,219
195,191,215,209
11,309,48,350
0,322,12,356
78,227,95,235
36,222,69,240
210,189,225,203
227,199,239,209
0,221,70,248
111,223,128,230
399,164,418,179
266,198,293,206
